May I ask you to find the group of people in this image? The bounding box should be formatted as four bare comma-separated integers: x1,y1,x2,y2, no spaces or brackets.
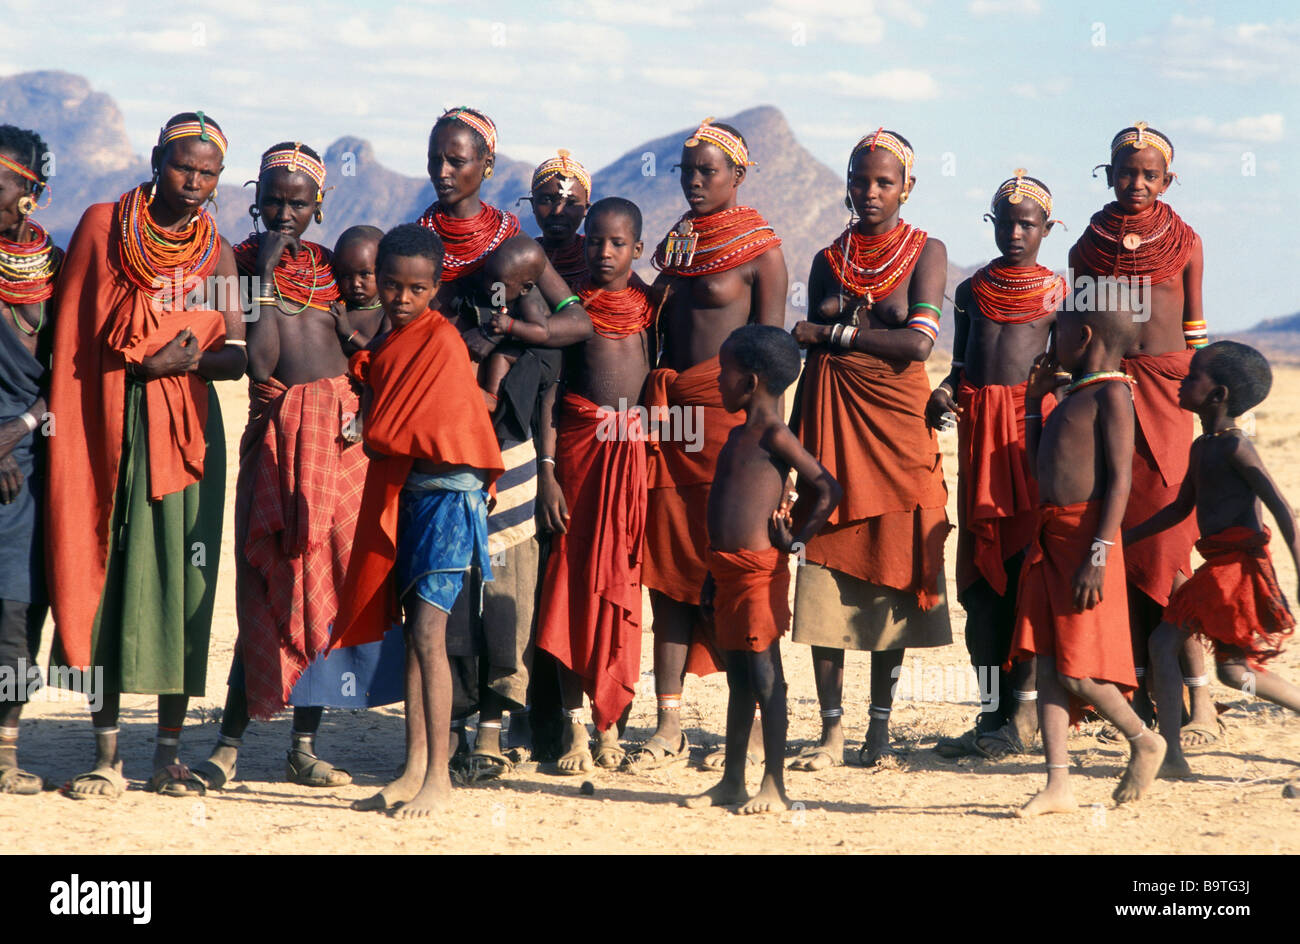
0,106,1296,819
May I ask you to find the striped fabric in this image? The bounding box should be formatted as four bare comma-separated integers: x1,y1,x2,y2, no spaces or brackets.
488,437,537,557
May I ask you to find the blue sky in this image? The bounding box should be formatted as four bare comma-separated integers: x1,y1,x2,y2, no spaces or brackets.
4,0,1295,328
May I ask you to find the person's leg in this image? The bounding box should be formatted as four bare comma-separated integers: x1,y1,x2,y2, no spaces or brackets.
556,664,593,774
1018,657,1077,817
353,623,428,812
394,598,453,819
1063,675,1166,804
861,648,904,766
68,689,124,798
0,599,40,793
1217,658,1300,711
739,645,789,815
1126,588,1159,726
961,577,1010,734
647,591,691,749
286,705,352,786
685,651,753,809
789,646,845,771
474,689,509,757
1148,622,1193,778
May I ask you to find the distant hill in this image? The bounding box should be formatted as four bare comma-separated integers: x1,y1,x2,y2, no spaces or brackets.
1223,310,1300,364
3,70,971,331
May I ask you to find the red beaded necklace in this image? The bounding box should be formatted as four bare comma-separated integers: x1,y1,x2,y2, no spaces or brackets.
0,219,59,305
970,262,1065,324
653,206,780,277
823,220,928,306
541,235,586,286
1074,201,1197,285
233,234,341,312
577,273,654,339
115,184,220,297
418,201,520,281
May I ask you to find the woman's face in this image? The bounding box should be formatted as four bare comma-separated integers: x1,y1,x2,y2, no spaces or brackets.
678,141,741,216
428,124,491,208
153,136,224,219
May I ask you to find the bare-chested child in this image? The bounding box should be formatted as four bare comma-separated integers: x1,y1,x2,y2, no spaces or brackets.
1125,342,1300,791
1010,305,1166,816
535,197,654,772
332,224,388,352
478,234,550,407
930,172,1064,761
330,224,503,818
197,142,362,790
686,325,840,814
1072,123,1216,748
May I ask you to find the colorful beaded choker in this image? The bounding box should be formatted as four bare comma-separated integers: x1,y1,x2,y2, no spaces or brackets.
576,273,654,339
653,206,780,277
1064,370,1135,396
0,220,59,305
233,234,340,312
823,220,928,307
115,184,220,298
970,262,1065,324
417,201,521,282
1074,201,1196,285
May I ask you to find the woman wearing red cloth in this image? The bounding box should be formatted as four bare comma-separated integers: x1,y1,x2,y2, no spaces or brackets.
1071,122,1218,750
417,108,591,776
787,129,952,771
626,117,786,772
928,172,1065,761
47,112,246,799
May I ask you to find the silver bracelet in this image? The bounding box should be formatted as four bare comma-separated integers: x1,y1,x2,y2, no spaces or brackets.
18,412,37,433
539,455,556,466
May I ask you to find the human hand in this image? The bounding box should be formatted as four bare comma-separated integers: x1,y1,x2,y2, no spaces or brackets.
537,467,569,534
256,230,300,280
790,321,830,348
140,328,201,379
1072,557,1106,611
926,385,959,431
769,506,797,554
1026,352,1066,401
0,454,23,504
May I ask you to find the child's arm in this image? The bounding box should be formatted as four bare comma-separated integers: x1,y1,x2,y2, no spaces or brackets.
765,425,842,553
1074,384,1135,611
1022,349,1062,476
535,382,568,535
1228,437,1300,594
536,264,595,346
1123,444,1198,546
926,279,970,429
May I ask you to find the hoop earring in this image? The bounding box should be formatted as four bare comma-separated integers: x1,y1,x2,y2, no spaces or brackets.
483,165,494,180
314,205,324,224
17,195,35,216
206,194,218,214
146,172,159,207
249,204,262,232
900,190,910,204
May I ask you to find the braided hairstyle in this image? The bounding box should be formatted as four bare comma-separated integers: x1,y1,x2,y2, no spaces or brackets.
0,124,50,199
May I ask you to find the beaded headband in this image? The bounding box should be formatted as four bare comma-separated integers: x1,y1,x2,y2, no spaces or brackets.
260,142,327,190
532,149,591,200
157,111,228,157
853,127,914,178
992,169,1052,216
442,107,498,154
1110,121,1173,167
684,118,755,167
0,152,52,208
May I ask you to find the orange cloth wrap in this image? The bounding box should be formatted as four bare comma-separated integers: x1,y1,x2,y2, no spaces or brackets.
1007,501,1136,724
329,309,504,651
793,348,948,608
955,379,1055,595
708,547,790,653
641,355,738,676
1164,526,1295,672
236,375,368,720
536,392,646,730
1120,349,1197,606
47,202,228,670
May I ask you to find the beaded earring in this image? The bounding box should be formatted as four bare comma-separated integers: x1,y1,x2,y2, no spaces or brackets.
483,165,494,180
146,171,159,206
17,195,35,216
900,190,910,205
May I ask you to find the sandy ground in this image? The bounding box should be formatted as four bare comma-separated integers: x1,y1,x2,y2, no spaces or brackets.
5,363,1300,854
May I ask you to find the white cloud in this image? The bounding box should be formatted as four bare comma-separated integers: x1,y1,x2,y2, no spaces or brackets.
552,0,700,29
1167,114,1285,144
969,0,1040,15
817,68,940,101
744,0,892,46
1139,14,1300,84
1009,77,1069,100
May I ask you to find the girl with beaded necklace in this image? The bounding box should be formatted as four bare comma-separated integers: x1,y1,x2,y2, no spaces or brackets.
0,124,59,795
786,129,952,772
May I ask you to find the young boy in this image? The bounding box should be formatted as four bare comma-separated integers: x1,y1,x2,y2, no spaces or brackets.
534,197,653,773
1010,305,1166,817
1071,123,1216,747
685,324,840,814
197,143,360,790
332,224,388,352
1126,341,1299,786
330,224,503,818
929,171,1064,761
477,234,550,408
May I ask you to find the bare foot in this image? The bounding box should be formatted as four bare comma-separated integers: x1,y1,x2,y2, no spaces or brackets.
1158,754,1195,780
789,723,844,772
352,764,425,812
1017,780,1078,818
556,721,594,775
391,779,451,820
703,721,763,771
684,777,748,809
859,717,893,767
738,774,789,815
1113,731,1167,804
